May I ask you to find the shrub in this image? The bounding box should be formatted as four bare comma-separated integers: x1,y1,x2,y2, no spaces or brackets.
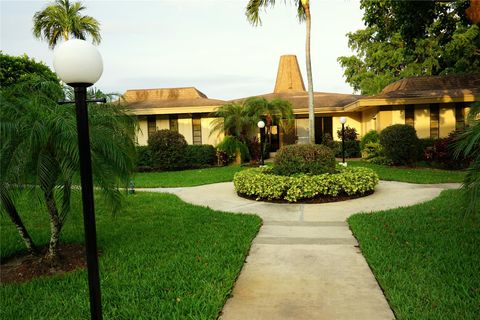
419,138,437,161
148,129,188,170
185,145,216,168
234,167,379,202
217,136,249,163
335,140,361,158
273,144,336,176
136,146,152,167
362,142,383,160
246,137,261,163
430,131,470,170
380,124,420,165
337,125,358,141
360,130,379,151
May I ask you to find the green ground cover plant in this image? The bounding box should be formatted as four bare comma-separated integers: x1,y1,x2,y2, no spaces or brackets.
348,160,465,184
348,189,480,320
134,165,245,188
1,191,261,319
234,166,378,202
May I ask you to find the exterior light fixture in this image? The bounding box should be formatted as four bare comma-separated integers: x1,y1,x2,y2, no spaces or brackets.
53,39,103,320
339,117,347,165
257,120,266,165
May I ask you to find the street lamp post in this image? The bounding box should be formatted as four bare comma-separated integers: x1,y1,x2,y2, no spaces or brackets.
340,117,347,165
257,120,265,165
53,39,104,320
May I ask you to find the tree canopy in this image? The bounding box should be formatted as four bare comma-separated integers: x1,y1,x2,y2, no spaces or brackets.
338,0,480,95
0,53,59,88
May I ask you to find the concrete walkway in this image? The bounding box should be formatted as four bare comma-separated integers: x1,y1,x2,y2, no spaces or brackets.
139,181,459,320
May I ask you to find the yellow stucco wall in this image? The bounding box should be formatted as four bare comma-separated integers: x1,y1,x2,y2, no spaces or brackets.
333,113,362,141
440,104,455,138
414,104,430,138
178,116,193,144
157,115,169,130
201,117,223,146
362,108,378,134
137,116,148,146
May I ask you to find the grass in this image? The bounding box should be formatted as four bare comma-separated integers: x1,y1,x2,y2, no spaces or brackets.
348,189,480,320
134,165,245,188
348,160,465,184
0,191,261,319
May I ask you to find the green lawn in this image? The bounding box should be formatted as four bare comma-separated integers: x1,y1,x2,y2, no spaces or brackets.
348,160,465,184
1,192,261,319
348,190,480,320
134,165,245,188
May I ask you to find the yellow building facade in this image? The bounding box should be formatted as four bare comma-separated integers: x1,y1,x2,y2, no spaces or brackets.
125,55,479,148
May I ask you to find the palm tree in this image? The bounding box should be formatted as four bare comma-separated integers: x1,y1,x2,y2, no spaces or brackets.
243,97,294,145
246,0,315,144
454,103,480,217
1,76,136,260
33,0,101,49
210,102,258,139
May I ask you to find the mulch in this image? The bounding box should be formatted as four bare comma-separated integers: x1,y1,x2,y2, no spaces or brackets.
1,244,87,284
237,190,374,204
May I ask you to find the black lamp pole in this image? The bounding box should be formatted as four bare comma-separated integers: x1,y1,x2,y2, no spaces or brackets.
73,84,103,320
260,127,264,165
341,122,345,164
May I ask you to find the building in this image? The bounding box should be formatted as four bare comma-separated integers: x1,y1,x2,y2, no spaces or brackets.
125,55,480,147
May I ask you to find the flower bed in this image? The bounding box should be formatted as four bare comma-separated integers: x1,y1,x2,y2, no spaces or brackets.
233,166,379,202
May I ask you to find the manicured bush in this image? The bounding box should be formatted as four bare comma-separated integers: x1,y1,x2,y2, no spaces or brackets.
273,144,336,176
185,145,216,168
148,129,188,170
136,146,152,167
362,142,383,160
234,166,379,202
335,140,361,158
217,136,250,163
360,130,379,151
380,124,420,165
430,131,470,170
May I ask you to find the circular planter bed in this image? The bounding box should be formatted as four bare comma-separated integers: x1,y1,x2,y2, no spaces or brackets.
233,166,379,203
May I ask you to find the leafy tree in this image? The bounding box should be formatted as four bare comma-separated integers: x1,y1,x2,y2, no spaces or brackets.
338,0,480,95
33,0,101,49
1,76,136,260
0,52,59,88
246,0,316,144
454,102,480,217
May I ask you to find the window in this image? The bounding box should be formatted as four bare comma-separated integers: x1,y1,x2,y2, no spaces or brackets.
455,103,465,131
169,115,178,132
192,116,202,145
147,115,156,137
430,104,439,139
405,105,414,127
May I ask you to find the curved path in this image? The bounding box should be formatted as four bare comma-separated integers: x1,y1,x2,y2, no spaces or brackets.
139,181,459,320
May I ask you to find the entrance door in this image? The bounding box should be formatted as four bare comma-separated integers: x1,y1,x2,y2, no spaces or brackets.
314,117,333,144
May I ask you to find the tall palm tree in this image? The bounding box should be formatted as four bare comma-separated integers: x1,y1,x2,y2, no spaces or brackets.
33,0,101,49
246,0,315,144
1,76,136,260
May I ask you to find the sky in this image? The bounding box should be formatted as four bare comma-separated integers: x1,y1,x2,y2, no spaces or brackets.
0,0,365,100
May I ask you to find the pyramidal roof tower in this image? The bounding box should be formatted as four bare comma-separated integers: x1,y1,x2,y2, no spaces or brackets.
273,55,306,93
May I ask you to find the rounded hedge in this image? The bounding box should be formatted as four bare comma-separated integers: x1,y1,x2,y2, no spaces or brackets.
360,130,379,151
273,144,336,176
234,167,379,202
148,129,188,170
380,124,420,165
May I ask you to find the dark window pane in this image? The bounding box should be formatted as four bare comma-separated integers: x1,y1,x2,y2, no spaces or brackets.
455,103,465,131
430,104,439,139
147,115,156,137
169,115,178,132
405,105,414,127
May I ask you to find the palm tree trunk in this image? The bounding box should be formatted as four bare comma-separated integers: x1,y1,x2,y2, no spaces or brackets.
1,188,38,255
44,190,62,259
304,2,315,144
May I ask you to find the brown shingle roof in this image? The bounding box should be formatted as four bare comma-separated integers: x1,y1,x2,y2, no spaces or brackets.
231,91,363,109
124,87,226,109
377,74,480,98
